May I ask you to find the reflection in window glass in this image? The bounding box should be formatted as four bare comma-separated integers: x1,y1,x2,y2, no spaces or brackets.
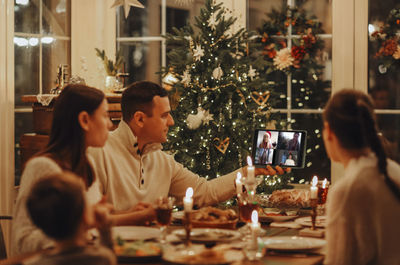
42,40,71,93
14,0,40,33
291,114,330,181
119,41,162,84
14,44,39,107
42,0,71,36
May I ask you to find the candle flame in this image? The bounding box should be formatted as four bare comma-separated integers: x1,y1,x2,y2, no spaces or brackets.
312,176,318,187
236,172,242,181
247,156,253,167
185,187,193,198
322,178,327,189
251,210,258,224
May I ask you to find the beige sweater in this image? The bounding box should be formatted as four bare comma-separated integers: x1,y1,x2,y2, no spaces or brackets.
325,154,400,265
12,157,102,255
88,121,239,211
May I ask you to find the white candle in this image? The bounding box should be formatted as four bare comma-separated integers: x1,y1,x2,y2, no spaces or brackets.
236,172,243,195
183,187,193,212
322,178,328,189
310,176,318,199
247,156,255,182
250,210,260,248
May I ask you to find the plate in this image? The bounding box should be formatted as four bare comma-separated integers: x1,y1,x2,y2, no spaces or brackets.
172,228,241,243
162,245,243,265
259,213,298,223
262,236,326,251
115,240,162,263
294,216,326,228
112,226,160,241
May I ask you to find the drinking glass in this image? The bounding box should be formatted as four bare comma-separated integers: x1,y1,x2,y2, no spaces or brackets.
238,192,259,239
317,180,329,215
155,196,175,243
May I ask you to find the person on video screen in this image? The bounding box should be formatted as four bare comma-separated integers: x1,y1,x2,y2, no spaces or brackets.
284,152,296,166
288,132,300,151
258,131,273,164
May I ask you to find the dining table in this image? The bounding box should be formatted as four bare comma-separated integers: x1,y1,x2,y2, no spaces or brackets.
117,221,325,265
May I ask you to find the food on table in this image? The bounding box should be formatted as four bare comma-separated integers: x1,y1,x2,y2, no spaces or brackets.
268,189,310,208
192,206,238,222
114,238,161,257
178,249,226,264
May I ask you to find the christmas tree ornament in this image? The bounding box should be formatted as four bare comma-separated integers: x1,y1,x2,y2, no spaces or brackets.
186,107,205,130
202,109,214,125
181,69,191,86
111,0,144,19
214,137,230,154
251,91,270,106
248,65,257,81
208,13,217,30
193,44,204,61
212,65,223,80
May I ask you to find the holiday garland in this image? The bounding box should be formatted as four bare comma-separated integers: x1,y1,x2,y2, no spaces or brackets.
371,7,400,73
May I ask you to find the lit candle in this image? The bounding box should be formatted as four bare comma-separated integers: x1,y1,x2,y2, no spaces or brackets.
310,176,318,199
183,187,193,212
251,210,260,248
322,178,327,189
236,172,243,195
247,156,255,182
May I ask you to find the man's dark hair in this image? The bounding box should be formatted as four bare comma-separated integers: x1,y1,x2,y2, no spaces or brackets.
121,81,168,122
26,172,85,240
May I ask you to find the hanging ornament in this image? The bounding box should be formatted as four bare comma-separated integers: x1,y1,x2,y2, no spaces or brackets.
247,65,257,81
184,36,194,51
111,0,144,19
186,107,205,130
273,48,294,70
181,68,191,86
212,65,223,80
193,44,204,61
251,91,270,107
202,109,214,125
213,137,230,154
208,13,218,30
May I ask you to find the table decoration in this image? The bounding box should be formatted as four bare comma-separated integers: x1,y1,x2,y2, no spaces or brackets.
243,210,264,261
183,187,194,247
310,176,318,230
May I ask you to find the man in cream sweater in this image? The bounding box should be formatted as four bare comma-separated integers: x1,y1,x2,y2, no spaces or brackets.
88,81,282,224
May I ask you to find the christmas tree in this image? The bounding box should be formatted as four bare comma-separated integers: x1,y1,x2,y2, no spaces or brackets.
162,0,289,193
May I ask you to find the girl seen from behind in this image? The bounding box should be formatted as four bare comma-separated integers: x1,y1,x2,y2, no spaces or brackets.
323,89,400,265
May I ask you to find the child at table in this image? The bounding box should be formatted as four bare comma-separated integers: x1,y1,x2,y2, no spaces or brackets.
322,89,400,265
25,172,117,265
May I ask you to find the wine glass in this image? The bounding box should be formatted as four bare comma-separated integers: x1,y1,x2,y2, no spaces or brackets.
155,196,175,243
317,180,329,215
238,192,259,240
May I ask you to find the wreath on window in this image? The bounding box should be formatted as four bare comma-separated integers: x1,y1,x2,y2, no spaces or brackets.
257,5,327,75
371,7,400,73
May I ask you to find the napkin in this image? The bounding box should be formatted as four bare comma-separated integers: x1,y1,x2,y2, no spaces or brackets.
270,221,302,229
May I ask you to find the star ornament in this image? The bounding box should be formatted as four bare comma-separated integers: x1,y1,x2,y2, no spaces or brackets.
248,65,257,81
202,109,214,125
111,0,144,19
193,44,204,61
208,14,217,30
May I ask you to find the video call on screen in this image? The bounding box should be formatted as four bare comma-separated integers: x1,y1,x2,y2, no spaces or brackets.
254,130,303,166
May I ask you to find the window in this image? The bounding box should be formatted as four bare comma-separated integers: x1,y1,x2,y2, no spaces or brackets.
248,0,332,182
368,0,400,163
14,0,71,183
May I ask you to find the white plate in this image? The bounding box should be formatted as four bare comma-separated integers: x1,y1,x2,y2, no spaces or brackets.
112,226,160,241
163,245,243,265
262,236,326,251
294,216,326,228
259,214,298,223
172,228,241,243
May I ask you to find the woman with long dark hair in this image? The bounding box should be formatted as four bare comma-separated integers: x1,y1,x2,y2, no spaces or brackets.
12,84,113,255
323,89,400,264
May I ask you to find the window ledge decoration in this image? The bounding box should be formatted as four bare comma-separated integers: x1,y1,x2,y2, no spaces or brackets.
371,7,400,74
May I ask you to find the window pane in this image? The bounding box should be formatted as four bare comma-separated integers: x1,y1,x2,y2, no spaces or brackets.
376,114,400,163
301,0,332,34
14,43,39,107
166,6,189,34
117,0,161,37
291,114,330,182
42,39,71,93
368,0,400,110
119,41,162,84
15,112,34,185
42,0,71,36
14,0,40,34
248,0,282,31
